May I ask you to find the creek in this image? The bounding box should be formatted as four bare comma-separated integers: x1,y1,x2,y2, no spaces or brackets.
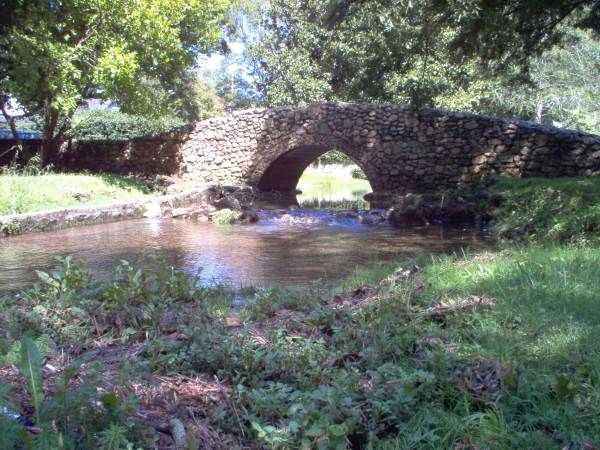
0,209,487,293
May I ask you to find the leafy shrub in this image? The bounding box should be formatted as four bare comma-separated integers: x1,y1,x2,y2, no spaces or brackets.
67,111,185,141
211,208,241,225
489,176,600,242
350,167,367,180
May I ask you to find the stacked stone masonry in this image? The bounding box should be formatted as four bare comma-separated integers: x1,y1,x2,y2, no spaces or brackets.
180,103,600,194
52,103,600,195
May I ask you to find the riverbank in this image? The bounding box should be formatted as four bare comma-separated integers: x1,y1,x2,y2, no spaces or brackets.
0,173,156,216
0,186,214,237
1,175,599,448
0,243,598,448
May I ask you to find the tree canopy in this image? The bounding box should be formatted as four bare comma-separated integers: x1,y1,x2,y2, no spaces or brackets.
0,0,229,161
434,0,600,71
247,0,600,133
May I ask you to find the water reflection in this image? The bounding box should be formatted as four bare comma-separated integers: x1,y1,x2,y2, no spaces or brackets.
0,216,487,292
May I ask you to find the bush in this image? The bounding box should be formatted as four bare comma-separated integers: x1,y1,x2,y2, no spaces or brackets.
211,208,241,225
67,111,185,141
489,176,600,243
351,167,367,180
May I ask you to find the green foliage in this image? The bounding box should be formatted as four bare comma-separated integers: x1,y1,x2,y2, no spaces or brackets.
445,28,600,135
0,334,51,369
181,79,225,121
433,0,600,72
315,150,352,166
252,0,600,135
0,256,210,346
351,167,367,180
1,338,140,449
18,337,44,423
211,208,241,225
0,0,230,160
252,0,445,106
489,177,600,243
68,111,185,141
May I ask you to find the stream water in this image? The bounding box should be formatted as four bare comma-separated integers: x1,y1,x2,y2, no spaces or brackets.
0,210,487,293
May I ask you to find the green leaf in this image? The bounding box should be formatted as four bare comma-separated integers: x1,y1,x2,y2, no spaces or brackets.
18,337,44,424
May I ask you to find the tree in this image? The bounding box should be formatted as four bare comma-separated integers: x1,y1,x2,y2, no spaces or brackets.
0,1,24,156
432,0,600,73
251,0,600,137
250,0,496,107
481,29,600,133
173,76,225,121
1,0,229,164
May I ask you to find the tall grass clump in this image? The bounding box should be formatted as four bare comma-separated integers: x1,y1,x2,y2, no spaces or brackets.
489,177,600,243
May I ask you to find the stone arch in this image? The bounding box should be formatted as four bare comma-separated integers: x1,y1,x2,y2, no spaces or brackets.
180,102,600,201
257,144,375,192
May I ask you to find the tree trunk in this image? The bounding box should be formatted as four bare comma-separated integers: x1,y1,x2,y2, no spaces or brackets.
41,100,60,167
535,100,545,124
0,95,23,161
41,139,60,167
40,98,73,167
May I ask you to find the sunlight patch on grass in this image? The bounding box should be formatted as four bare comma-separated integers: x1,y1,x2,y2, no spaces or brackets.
0,173,155,216
296,165,371,208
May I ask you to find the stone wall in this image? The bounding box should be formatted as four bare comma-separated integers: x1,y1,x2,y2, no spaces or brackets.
56,130,188,176
180,103,600,194
0,139,43,166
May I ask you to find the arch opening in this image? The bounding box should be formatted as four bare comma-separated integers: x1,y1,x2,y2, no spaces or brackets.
257,146,373,209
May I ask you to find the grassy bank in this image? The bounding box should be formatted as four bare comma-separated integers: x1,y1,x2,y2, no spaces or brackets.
1,243,599,448
1,175,599,448
488,176,600,243
0,173,155,216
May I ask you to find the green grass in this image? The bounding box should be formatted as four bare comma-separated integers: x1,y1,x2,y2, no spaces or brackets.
298,166,371,196
489,176,600,243
297,165,371,208
370,244,600,448
0,173,155,216
2,244,598,448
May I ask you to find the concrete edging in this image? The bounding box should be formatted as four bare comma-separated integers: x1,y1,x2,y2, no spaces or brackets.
0,188,211,237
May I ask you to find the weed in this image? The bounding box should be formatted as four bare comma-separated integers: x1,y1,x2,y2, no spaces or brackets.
211,208,241,225
489,176,600,243
0,337,141,449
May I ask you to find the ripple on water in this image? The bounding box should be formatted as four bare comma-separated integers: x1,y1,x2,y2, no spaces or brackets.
0,214,487,292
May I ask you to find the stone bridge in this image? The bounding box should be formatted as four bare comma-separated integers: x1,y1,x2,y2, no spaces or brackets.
178,103,600,195
58,103,600,198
